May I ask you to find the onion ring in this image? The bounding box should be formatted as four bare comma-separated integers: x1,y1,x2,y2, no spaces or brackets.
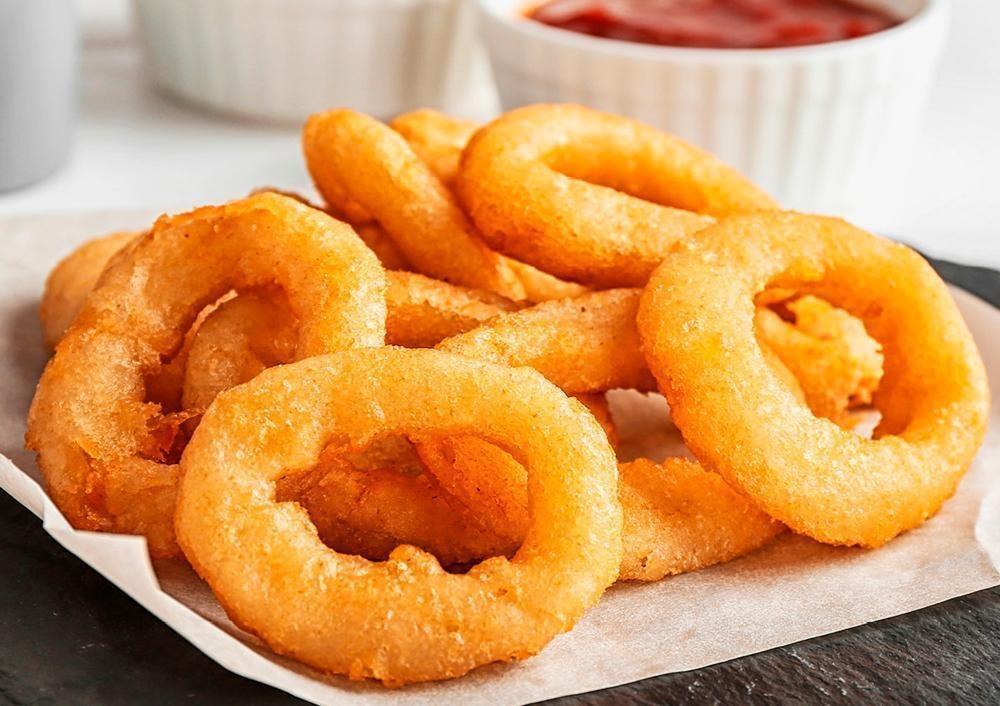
638,212,990,547
26,193,387,558
175,347,622,684
456,104,777,287
303,109,527,300
39,230,142,347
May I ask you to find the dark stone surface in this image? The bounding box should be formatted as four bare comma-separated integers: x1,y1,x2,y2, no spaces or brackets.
1,259,997,706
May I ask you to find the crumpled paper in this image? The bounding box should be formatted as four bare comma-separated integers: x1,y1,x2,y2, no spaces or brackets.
1,211,997,706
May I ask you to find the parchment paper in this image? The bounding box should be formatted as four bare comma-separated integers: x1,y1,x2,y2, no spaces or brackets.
1,211,997,706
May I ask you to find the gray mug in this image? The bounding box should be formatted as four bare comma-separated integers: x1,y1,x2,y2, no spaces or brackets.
0,0,78,192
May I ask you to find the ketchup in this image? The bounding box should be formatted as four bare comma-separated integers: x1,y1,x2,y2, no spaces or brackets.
527,0,902,49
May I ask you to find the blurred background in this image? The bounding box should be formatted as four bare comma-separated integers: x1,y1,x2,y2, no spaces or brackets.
0,0,997,268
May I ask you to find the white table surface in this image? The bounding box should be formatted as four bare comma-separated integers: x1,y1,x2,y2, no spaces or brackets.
1,0,998,270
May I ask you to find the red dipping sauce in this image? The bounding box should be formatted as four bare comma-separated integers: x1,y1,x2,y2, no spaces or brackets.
527,0,903,49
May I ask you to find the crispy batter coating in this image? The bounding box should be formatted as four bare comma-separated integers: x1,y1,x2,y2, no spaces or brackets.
304,109,526,300
437,287,883,424
26,193,387,558
180,271,520,413
390,109,478,188
175,348,622,685
277,444,517,566
757,295,884,427
438,289,657,394
457,104,776,287
418,303,783,581
391,110,588,302
356,223,411,270
39,230,142,347
638,212,990,547
616,458,783,580
386,271,520,348
181,287,296,411
323,108,583,303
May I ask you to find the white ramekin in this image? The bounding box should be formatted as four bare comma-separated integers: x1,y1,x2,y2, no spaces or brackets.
131,0,484,123
475,0,949,222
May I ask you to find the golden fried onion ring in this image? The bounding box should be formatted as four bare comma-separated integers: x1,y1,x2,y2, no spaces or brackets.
304,109,527,300
457,104,777,288
26,193,387,557
638,212,989,547
175,348,622,685
39,230,142,347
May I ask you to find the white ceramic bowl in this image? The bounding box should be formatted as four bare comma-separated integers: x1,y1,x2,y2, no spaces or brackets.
475,0,949,219
132,0,484,124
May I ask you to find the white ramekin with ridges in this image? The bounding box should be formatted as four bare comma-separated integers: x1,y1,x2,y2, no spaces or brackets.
132,0,484,124
475,0,949,222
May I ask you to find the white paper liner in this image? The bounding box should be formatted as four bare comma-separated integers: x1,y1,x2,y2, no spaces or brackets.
1,212,997,706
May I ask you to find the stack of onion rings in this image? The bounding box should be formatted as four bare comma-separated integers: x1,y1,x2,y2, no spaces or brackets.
26,102,989,687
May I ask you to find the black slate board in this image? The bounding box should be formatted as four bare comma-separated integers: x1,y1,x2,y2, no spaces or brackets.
1,258,998,706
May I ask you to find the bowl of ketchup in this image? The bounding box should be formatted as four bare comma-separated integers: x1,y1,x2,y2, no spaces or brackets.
526,0,903,50
474,0,948,228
